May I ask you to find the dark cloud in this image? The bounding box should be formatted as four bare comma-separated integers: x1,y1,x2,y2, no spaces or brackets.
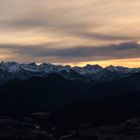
0,41,139,62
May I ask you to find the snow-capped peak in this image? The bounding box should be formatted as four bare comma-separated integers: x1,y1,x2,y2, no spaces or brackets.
106,65,140,74
73,64,103,74
105,65,129,73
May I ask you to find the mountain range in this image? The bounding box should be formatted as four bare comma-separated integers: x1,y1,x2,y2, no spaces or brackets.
0,61,139,135
0,62,139,85
0,62,139,116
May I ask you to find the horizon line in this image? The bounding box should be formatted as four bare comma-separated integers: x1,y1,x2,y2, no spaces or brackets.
0,61,140,69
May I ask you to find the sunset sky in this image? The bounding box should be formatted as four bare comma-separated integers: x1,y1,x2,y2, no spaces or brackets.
0,0,140,67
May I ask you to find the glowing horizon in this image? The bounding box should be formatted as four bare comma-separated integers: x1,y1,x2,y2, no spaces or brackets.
70,58,140,68
51,58,139,68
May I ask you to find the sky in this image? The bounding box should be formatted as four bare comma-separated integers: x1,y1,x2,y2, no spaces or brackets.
0,0,140,67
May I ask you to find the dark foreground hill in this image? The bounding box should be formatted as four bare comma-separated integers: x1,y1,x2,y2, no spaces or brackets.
0,73,139,139
0,73,139,117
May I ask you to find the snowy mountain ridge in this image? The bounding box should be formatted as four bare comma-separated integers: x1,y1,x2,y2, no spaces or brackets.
0,62,139,85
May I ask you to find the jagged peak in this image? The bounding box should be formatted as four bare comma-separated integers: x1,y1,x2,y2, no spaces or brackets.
84,64,103,69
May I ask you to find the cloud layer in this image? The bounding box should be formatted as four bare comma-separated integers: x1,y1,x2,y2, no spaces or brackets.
0,41,139,63
0,0,140,66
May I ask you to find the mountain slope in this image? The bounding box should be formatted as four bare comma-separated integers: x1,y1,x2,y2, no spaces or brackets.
0,72,140,115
